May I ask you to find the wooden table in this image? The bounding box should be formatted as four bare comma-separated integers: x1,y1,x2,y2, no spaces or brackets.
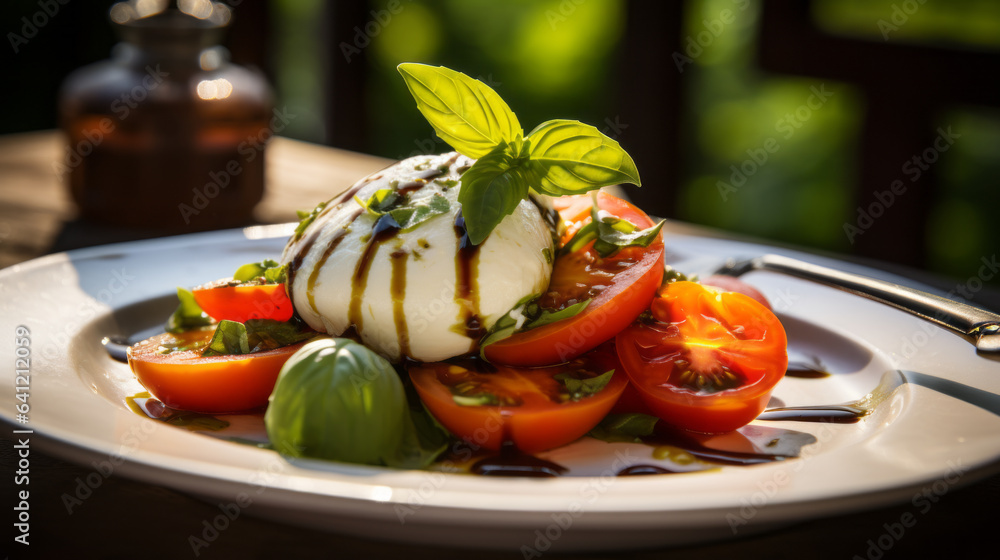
1,131,997,559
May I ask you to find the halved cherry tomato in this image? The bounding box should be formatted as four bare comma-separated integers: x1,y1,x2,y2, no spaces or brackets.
408,344,628,453
484,192,664,366
192,279,294,323
616,281,787,433
700,275,772,310
127,329,308,413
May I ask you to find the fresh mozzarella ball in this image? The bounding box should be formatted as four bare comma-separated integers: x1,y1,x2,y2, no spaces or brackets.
281,152,555,362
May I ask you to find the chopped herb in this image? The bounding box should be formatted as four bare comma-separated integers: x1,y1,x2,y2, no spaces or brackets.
294,201,327,239
233,259,286,284
165,287,214,333
587,413,660,443
561,193,665,257
358,188,451,232
202,318,316,357
452,393,500,407
479,296,591,358
554,369,615,401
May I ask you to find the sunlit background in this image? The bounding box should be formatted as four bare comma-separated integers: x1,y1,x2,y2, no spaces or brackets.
3,0,999,286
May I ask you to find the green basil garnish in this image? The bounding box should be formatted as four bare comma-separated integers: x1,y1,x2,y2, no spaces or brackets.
233,259,287,284
398,63,641,245
554,369,615,402
561,193,665,257
201,318,315,357
479,296,591,358
587,413,660,443
165,287,214,333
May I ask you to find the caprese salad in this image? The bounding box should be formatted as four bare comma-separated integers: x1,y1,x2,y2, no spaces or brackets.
126,64,788,470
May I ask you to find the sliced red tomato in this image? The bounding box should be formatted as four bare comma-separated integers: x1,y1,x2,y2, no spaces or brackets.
409,344,627,453
616,281,787,433
484,192,664,366
127,329,308,413
699,275,772,310
192,279,294,323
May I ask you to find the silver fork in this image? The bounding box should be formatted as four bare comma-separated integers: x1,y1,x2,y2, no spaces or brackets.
711,254,1000,353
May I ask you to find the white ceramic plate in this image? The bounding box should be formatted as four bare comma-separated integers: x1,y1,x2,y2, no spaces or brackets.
2,225,999,551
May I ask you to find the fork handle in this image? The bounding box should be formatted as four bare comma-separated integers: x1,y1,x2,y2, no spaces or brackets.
742,254,1000,353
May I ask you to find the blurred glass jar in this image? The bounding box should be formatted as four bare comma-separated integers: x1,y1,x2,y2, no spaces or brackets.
58,0,274,232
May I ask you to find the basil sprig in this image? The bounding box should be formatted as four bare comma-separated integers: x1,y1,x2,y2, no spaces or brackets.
398,63,641,245
561,193,666,257
479,295,592,358
202,318,316,357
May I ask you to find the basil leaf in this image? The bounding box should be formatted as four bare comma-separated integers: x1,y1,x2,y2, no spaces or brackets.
587,413,660,443
165,287,213,333
203,320,250,356
560,198,665,258
394,379,451,468
397,63,521,158
357,189,401,215
526,119,641,195
457,141,531,245
525,299,592,329
554,369,615,401
359,190,450,232
243,318,316,351
202,318,315,357
294,201,326,239
263,264,288,284
593,217,665,258
234,259,286,284
479,296,591,358
389,193,451,231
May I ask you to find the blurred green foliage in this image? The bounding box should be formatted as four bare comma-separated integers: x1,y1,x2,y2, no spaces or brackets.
365,0,625,160
269,0,998,286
